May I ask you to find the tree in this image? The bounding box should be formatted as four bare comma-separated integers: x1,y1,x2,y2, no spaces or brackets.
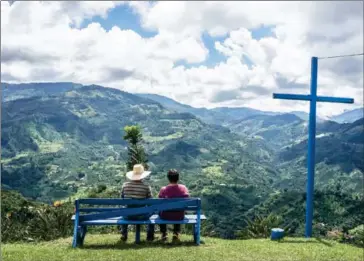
123,125,149,171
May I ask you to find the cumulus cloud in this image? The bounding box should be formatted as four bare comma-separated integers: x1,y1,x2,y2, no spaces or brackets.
1,46,58,64
1,1,363,117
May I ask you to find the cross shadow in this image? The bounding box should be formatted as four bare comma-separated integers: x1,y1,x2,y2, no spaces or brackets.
315,237,334,247
276,238,333,247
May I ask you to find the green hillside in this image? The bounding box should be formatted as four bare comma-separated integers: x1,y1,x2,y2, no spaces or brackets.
229,114,344,151
229,114,306,151
1,83,282,238
245,190,364,236
278,118,364,194
1,82,363,241
1,85,278,200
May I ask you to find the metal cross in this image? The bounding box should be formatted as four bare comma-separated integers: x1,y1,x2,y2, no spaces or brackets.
273,57,354,237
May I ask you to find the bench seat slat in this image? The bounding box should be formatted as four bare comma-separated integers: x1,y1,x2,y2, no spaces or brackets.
72,214,206,225
80,206,198,213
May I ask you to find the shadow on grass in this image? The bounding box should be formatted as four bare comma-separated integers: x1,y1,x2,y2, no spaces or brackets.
80,240,205,250
276,238,333,247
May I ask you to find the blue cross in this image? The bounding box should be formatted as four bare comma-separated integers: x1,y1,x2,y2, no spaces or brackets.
273,57,354,238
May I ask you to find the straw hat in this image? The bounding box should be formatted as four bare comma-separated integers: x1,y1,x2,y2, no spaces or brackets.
126,164,151,181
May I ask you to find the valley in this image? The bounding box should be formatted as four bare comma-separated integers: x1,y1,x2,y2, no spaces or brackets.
1,82,363,238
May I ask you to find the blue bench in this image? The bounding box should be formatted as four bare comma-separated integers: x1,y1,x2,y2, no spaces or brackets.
71,198,206,247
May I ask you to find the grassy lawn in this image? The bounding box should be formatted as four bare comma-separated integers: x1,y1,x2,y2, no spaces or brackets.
1,233,363,261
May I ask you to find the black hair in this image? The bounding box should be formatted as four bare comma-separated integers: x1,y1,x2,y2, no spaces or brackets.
167,169,179,183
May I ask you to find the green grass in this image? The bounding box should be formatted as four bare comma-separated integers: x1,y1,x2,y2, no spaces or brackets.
1,234,362,261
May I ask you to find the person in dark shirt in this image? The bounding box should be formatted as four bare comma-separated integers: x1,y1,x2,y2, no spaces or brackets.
158,169,189,241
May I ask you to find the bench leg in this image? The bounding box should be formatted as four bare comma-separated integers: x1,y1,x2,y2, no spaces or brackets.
196,226,201,246
196,209,201,246
135,225,141,244
80,226,87,247
72,225,80,248
193,224,197,244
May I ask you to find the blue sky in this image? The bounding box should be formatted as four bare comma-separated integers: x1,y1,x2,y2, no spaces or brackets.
79,5,157,37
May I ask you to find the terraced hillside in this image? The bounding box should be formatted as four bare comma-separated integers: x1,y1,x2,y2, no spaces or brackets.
1,82,363,239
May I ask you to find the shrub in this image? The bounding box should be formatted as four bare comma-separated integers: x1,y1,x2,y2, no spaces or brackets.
347,225,364,247
28,202,74,241
236,214,283,239
1,202,74,243
1,207,36,242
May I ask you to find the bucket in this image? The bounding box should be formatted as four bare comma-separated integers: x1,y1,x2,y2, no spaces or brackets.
271,228,284,240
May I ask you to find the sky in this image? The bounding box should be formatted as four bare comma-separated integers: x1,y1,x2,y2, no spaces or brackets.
1,1,363,117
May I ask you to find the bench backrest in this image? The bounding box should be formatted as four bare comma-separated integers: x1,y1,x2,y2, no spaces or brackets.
74,198,201,222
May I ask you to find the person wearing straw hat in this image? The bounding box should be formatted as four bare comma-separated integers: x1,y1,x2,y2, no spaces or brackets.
120,164,155,242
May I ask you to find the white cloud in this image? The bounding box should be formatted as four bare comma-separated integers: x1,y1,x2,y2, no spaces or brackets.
1,1,363,117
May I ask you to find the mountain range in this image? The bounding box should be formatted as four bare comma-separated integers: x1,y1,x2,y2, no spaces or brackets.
329,108,364,124
138,93,363,125
138,93,322,124
1,82,363,238
2,83,361,124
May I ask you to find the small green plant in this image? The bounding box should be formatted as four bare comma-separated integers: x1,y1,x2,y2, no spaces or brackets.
237,214,283,239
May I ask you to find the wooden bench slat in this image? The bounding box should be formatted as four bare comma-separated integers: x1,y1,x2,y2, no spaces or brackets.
80,206,198,213
78,198,197,205
80,218,203,225
80,199,199,222
72,214,206,224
